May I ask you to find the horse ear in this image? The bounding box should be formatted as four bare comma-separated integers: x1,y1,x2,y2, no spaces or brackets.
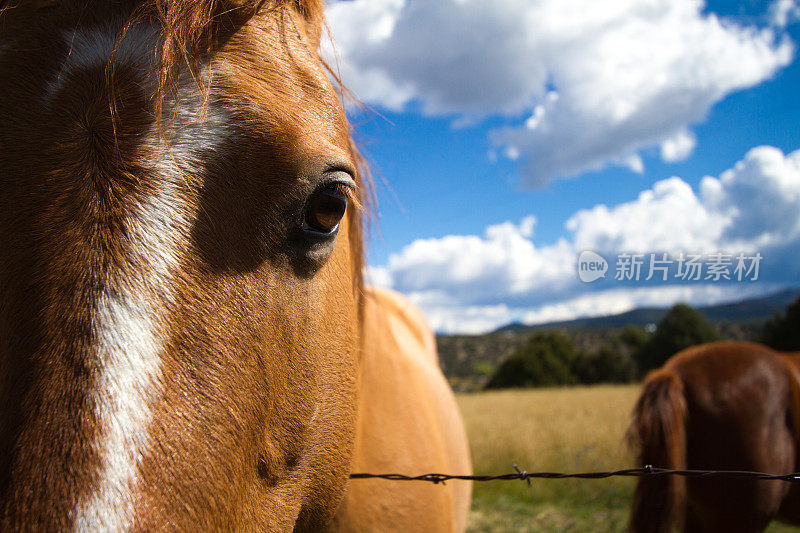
291,0,324,20
222,0,325,48
290,0,325,48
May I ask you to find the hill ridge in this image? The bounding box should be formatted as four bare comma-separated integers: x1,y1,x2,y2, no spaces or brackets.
490,287,800,334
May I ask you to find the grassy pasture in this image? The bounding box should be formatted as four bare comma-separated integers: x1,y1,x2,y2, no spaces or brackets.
457,385,799,532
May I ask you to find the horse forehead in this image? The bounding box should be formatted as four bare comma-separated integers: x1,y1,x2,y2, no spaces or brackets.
59,23,157,77
13,5,349,160
214,16,351,151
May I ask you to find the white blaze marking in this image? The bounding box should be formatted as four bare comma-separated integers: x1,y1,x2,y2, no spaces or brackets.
75,126,231,532
65,21,231,530
61,24,168,532
63,32,229,531
74,293,164,531
74,185,192,531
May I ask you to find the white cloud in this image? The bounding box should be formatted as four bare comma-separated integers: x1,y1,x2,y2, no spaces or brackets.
702,145,800,247
325,0,794,187
386,218,575,302
372,146,800,333
567,176,726,254
568,146,800,254
364,265,394,289
620,154,645,174
412,283,782,335
660,129,697,162
771,0,800,28
409,299,516,336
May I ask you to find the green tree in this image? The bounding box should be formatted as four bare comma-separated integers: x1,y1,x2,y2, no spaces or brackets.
763,296,800,351
635,304,720,374
485,331,577,389
572,344,637,384
618,325,650,353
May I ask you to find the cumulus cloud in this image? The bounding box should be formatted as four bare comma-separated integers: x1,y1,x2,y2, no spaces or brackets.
569,145,800,254
413,284,782,335
364,265,394,289
324,0,795,186
386,216,575,304
372,146,800,333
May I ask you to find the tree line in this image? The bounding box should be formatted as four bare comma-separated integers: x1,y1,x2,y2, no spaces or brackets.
485,296,800,389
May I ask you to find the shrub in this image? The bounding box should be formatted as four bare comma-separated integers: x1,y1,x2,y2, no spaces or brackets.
572,344,637,384
485,331,577,389
762,295,800,351
617,325,650,353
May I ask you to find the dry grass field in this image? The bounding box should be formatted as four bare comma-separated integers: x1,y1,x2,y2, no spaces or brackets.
457,385,800,532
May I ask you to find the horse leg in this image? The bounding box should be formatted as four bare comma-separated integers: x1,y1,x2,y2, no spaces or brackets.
682,478,790,532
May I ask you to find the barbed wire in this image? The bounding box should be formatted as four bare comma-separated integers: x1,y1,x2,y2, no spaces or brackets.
350,465,800,485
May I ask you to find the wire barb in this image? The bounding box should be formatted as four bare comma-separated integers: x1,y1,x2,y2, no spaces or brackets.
513,464,532,488
350,467,800,484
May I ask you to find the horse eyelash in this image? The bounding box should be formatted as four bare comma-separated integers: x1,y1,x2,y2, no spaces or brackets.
337,183,363,212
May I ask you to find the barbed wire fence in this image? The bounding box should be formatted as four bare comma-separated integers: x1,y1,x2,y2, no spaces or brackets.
351,465,800,485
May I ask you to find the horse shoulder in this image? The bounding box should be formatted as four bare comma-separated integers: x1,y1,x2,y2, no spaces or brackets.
329,287,472,532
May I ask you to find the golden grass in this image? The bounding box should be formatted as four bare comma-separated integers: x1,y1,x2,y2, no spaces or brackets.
459,385,637,475
457,385,800,532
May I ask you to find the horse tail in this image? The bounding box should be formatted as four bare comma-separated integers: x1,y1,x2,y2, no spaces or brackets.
627,368,687,533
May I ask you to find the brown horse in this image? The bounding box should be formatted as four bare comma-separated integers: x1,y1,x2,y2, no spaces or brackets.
0,1,470,530
628,341,800,532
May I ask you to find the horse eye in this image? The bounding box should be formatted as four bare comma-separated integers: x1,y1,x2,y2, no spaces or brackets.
304,183,349,235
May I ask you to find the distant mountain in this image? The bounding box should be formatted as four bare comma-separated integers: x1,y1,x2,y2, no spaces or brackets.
493,287,800,334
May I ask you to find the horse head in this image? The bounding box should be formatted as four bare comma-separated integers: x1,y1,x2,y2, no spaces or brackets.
0,1,365,529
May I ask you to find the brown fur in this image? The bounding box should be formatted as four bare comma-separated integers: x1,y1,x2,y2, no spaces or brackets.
628,369,687,533
628,342,800,533
0,0,469,530
329,288,473,533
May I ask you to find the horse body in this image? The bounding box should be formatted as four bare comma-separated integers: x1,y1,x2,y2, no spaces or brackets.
0,1,470,530
330,287,473,532
629,341,800,533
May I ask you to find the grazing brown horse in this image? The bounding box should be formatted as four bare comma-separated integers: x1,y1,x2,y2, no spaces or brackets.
628,341,800,533
0,1,470,530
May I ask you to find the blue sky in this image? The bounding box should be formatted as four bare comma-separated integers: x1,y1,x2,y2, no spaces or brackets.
324,0,800,333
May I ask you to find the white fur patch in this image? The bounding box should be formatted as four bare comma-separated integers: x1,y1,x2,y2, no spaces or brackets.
74,293,164,532
150,84,233,181
47,24,157,102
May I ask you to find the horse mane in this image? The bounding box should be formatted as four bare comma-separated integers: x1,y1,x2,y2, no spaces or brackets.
107,1,319,132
